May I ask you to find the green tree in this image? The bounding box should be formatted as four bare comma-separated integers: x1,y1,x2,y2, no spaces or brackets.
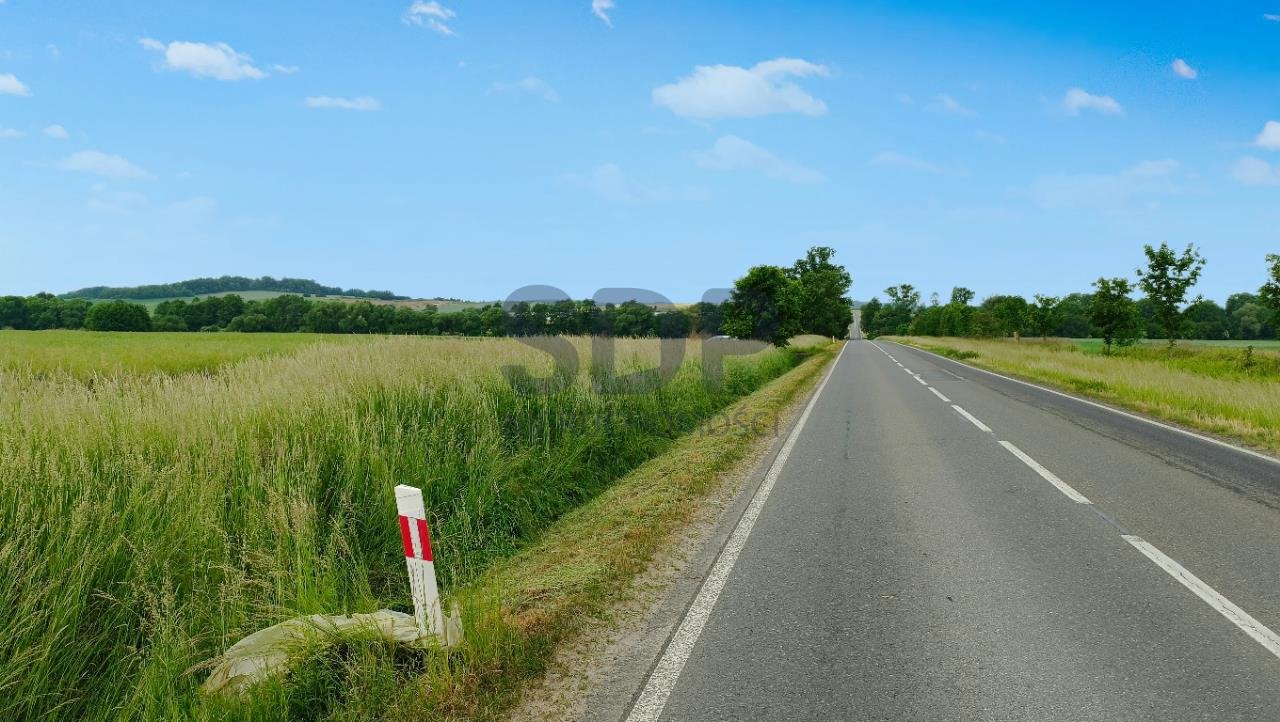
980,295,1030,338
1030,294,1062,340
1090,278,1142,353
790,246,853,338
1261,254,1280,337
860,298,883,338
1136,242,1206,347
1183,298,1229,340
722,265,800,346
84,301,152,332
873,284,920,336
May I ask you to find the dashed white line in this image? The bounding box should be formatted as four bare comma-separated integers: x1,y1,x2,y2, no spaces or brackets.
951,405,993,433
1122,535,1280,661
914,376,928,386
928,387,951,403
902,368,913,374
998,441,1092,504
626,342,848,722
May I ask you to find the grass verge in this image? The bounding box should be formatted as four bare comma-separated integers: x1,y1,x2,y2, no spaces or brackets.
886,336,1280,455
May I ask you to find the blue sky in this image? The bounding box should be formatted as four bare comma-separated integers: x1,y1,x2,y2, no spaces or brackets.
2,1,1279,303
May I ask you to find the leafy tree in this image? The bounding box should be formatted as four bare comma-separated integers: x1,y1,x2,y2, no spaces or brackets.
84,301,152,332
1261,254,1280,337
152,314,189,332
722,265,800,346
1054,293,1095,338
1183,298,1229,340
980,295,1030,338
1136,242,1206,347
873,284,920,336
859,298,883,338
1232,303,1271,340
1030,295,1062,340
790,246,852,338
950,287,975,306
0,296,29,329
1090,278,1142,353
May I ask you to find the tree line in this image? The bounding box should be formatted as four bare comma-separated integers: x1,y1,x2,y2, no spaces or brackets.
62,275,406,301
1,247,854,343
862,246,1280,352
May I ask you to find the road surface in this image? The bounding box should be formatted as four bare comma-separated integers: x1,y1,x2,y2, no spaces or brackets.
617,340,1280,721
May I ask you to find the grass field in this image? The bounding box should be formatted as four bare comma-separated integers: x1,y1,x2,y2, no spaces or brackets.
887,336,1280,454
1071,338,1280,353
0,329,367,378
0,332,821,720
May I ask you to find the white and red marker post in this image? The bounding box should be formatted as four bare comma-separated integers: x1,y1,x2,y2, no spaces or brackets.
395,484,444,638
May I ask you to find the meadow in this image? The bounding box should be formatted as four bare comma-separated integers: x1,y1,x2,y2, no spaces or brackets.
888,336,1280,453
0,332,818,720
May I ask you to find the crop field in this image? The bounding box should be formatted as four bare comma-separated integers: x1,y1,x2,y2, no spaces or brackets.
1071,338,1280,353
888,336,1280,453
0,332,815,720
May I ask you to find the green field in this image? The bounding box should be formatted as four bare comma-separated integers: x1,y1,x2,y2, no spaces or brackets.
0,331,815,720
1070,337,1280,353
889,336,1280,453
0,329,367,378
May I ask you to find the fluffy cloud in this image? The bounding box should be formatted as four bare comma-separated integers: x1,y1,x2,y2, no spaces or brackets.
695,135,825,183
271,64,300,75
1061,87,1124,116
139,39,266,81
304,96,382,111
0,127,24,139
652,57,829,119
1171,58,1198,80
868,151,966,176
1232,156,1280,186
491,77,559,102
404,2,456,35
1255,121,1280,151
1026,159,1181,209
1265,13,1280,21
592,0,615,26
928,93,976,117
43,124,69,139
0,72,31,96
56,150,155,180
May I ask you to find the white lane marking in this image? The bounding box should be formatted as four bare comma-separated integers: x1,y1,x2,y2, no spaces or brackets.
896,362,904,367
999,441,1092,504
914,376,928,386
952,405,993,433
902,368,913,374
1122,535,1280,661
626,342,849,721
941,367,967,381
892,343,1280,468
929,387,951,403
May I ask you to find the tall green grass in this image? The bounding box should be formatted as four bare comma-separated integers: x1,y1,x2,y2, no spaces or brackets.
0,335,803,720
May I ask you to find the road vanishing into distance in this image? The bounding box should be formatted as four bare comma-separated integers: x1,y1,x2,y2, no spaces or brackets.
614,340,1280,721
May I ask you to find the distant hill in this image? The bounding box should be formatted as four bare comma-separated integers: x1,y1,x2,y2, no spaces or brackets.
62,276,408,301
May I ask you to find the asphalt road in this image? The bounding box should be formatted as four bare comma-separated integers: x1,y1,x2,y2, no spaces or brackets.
619,340,1280,721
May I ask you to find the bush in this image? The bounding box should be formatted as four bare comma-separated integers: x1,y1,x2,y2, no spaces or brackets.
84,301,153,332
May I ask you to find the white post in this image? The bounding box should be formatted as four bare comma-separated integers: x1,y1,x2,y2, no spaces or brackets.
395,484,444,638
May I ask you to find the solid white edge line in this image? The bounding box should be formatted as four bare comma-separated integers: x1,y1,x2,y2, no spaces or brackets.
951,404,993,433
890,342,1280,468
1122,535,1280,660
625,341,849,722
998,440,1092,504
928,387,951,403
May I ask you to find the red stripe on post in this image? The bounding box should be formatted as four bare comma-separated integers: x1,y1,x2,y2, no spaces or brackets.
399,515,415,558
416,518,433,562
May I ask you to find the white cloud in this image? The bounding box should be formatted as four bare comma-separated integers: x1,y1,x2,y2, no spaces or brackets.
404,1,457,36
47,44,61,58
928,93,976,117
1255,120,1280,151
0,72,31,96
652,57,829,119
56,150,155,180
304,96,382,111
1264,13,1280,21
271,64,300,75
1232,156,1280,186
43,124,69,139
695,135,825,183
0,127,24,139
1026,159,1181,209
491,77,559,102
592,0,615,26
1171,58,1198,80
565,163,707,203
139,39,266,81
868,151,966,176
1061,87,1124,116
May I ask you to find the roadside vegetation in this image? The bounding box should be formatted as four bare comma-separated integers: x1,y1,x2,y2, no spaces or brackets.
0,331,831,720
887,336,1280,454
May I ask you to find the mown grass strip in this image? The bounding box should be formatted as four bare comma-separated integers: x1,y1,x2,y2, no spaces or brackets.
887,336,1280,455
